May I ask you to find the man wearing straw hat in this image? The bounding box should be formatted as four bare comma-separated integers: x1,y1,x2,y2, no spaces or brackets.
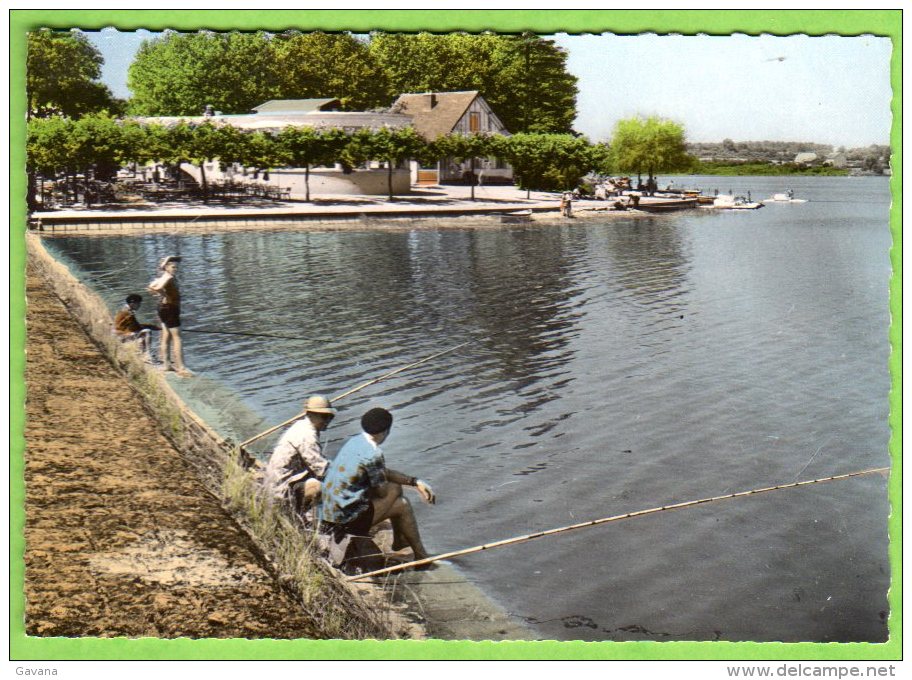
321,407,436,565
263,395,337,517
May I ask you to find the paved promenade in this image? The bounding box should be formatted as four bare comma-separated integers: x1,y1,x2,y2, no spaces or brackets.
31,185,569,224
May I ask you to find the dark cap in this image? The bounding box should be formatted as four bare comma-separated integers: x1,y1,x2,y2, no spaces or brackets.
361,408,393,435
126,294,142,304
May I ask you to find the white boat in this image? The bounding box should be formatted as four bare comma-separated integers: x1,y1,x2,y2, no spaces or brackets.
768,191,808,203
710,194,764,210
500,209,533,223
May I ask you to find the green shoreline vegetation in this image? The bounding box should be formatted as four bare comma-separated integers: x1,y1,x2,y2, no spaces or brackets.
690,161,851,176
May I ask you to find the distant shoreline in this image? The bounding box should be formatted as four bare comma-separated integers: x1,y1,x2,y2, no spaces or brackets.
689,163,855,177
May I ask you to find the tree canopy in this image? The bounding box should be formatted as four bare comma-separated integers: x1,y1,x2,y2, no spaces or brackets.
271,32,389,111
127,31,280,116
368,32,578,134
125,30,579,133
609,116,693,179
27,29,121,119
498,133,596,194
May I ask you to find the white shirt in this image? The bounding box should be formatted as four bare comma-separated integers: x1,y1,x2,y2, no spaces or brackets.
263,417,328,500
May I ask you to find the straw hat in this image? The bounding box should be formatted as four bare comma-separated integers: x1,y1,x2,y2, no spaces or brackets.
159,255,182,269
303,395,337,415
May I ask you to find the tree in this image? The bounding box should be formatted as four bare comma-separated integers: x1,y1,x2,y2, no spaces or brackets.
27,113,133,206
488,33,578,134
27,29,119,119
225,130,282,175
276,126,349,201
272,32,389,110
609,116,693,183
369,32,577,134
27,115,73,208
348,127,427,200
432,133,496,201
588,142,613,177
498,133,596,196
160,121,231,202
128,31,279,116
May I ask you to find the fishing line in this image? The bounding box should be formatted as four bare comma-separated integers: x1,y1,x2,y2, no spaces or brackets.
346,466,889,582
239,340,473,449
181,328,313,341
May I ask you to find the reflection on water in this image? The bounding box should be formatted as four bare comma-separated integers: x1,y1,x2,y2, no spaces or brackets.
44,175,893,642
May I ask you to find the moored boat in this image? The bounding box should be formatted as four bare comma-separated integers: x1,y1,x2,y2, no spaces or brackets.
710,194,764,210
500,209,533,223
634,197,700,213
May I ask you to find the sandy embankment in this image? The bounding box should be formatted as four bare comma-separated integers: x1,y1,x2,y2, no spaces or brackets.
23,263,390,639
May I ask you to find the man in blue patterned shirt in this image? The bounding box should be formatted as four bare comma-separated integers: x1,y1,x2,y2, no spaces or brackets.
320,407,436,563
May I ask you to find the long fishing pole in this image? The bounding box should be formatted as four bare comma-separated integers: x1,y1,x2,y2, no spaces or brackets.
346,466,889,582
238,340,472,449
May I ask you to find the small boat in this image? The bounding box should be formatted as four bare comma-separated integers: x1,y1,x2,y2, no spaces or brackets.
500,209,533,223
710,194,764,210
634,197,699,213
768,192,808,203
682,190,717,205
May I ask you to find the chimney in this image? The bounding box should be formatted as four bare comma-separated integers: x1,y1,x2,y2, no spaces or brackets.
426,93,437,110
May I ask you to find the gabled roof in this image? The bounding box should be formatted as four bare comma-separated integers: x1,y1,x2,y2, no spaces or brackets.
252,98,342,114
389,90,480,141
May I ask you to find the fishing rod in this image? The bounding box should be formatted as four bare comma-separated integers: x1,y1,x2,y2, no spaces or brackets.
238,339,473,449
346,466,889,582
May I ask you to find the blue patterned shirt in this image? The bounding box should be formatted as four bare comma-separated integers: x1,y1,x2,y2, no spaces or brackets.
320,432,387,525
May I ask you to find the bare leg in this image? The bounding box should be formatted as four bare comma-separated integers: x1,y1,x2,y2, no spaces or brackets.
170,328,192,375
371,484,429,560
370,483,406,548
139,330,153,359
159,327,172,368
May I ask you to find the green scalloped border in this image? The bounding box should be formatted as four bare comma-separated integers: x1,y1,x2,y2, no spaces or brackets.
9,8,901,662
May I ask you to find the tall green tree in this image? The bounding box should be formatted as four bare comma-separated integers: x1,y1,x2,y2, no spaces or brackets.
276,126,349,201
128,31,279,115
271,32,389,110
369,32,577,134
609,116,693,182
488,33,578,134
27,29,120,119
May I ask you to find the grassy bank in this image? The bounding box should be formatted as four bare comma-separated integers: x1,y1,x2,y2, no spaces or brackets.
221,458,395,639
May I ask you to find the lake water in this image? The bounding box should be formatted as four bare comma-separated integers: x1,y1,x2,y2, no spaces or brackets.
44,175,894,642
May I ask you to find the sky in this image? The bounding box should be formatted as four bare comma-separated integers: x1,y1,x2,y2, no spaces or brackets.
87,28,893,148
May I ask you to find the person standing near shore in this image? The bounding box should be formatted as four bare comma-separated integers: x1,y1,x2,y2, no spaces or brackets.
148,255,192,377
